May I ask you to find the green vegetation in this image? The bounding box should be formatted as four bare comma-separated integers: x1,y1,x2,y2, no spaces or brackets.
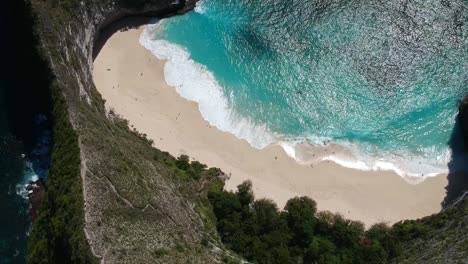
10,0,96,262
208,180,468,264
392,198,468,263
208,180,397,263
27,82,98,264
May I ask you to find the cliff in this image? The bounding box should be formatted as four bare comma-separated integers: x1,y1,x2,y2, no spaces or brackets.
393,192,468,263
26,0,234,263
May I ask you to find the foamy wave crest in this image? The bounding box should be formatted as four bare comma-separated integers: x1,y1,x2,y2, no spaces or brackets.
140,23,276,148
194,0,206,13
279,139,449,181
141,22,449,181
322,154,448,181
16,161,39,200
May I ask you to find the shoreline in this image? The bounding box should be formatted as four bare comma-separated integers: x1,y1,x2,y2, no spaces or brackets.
93,26,448,226
138,22,449,181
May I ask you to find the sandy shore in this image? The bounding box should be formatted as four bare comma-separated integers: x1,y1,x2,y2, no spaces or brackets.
93,26,448,227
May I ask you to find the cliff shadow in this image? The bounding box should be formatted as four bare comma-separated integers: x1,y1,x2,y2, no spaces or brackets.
93,16,158,61
6,0,54,152
5,0,53,179
442,111,468,208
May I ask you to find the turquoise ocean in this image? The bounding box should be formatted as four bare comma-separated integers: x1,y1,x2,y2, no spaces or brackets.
140,0,468,177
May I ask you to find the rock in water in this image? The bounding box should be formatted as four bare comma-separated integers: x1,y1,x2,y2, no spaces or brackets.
27,179,46,222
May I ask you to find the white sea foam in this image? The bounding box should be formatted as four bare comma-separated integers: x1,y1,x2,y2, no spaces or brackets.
279,141,298,160
194,0,206,14
279,139,449,181
140,22,276,149
16,161,39,200
140,22,450,181
322,154,448,180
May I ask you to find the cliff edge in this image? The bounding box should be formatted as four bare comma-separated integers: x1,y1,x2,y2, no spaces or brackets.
26,0,231,263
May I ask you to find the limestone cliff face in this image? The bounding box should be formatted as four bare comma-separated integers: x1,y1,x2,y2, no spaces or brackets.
34,0,185,109
30,0,227,263
460,95,468,150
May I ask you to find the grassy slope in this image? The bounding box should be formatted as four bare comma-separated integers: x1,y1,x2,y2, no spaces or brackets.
9,0,96,263
394,196,468,263
27,82,98,264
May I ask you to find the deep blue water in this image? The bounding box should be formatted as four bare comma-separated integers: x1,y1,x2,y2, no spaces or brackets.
0,76,51,264
0,83,29,264
0,1,52,262
141,0,468,176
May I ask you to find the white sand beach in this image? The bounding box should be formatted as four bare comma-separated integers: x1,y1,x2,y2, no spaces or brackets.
93,26,448,227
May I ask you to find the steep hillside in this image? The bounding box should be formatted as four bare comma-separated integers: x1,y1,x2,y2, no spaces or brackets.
394,193,468,263
26,0,233,263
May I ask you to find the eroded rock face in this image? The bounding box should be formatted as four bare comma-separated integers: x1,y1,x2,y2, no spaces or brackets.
30,0,226,262
460,95,468,150
27,179,46,222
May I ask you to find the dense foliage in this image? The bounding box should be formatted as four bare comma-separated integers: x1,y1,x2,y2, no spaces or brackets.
9,0,95,263
209,181,430,264
27,81,98,264
210,180,468,263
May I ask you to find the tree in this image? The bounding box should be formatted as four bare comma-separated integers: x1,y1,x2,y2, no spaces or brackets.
365,223,400,261
283,197,317,249
253,199,280,235
271,246,294,264
236,180,254,206
304,236,338,264
208,190,242,241
208,182,398,264
315,210,335,235
175,154,190,170
330,214,364,248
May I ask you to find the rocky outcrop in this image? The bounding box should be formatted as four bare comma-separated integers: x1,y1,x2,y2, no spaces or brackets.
460,95,468,150
33,0,186,103
27,179,46,222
